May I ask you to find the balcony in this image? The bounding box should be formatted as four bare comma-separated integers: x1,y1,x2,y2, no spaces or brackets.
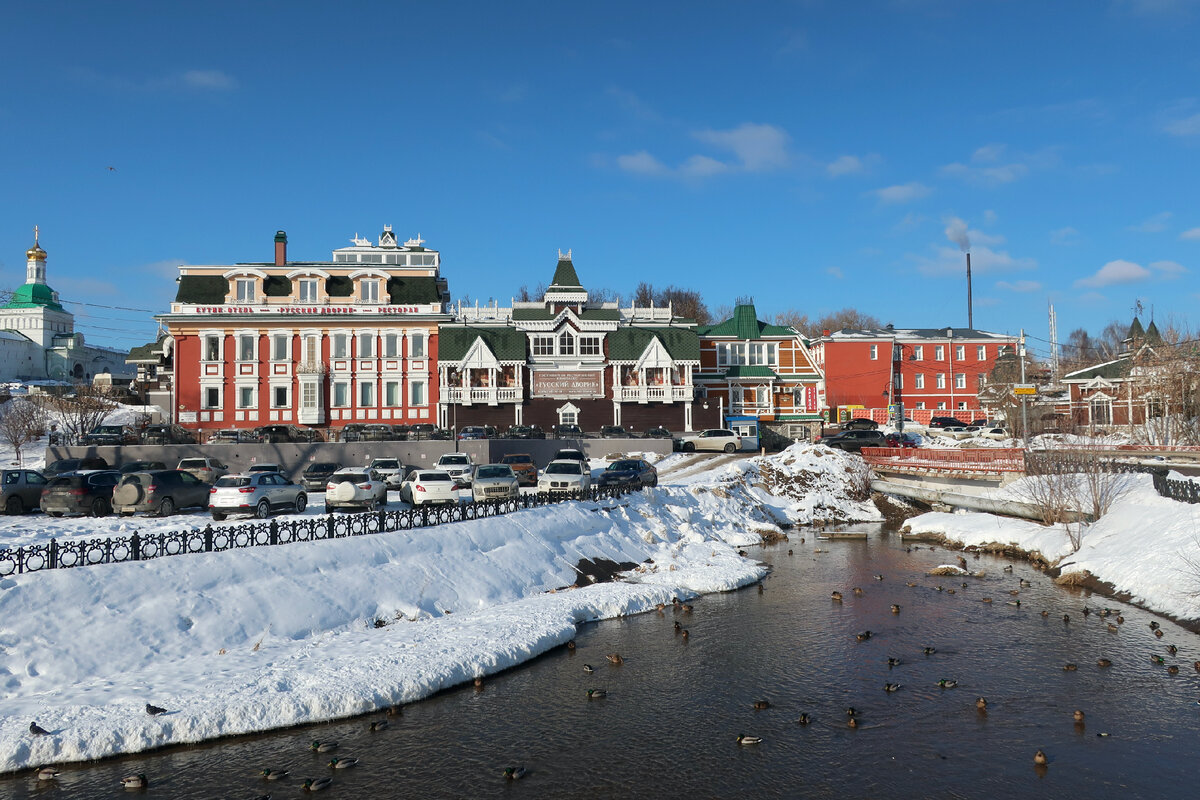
617,385,694,404
297,360,327,375
441,386,521,406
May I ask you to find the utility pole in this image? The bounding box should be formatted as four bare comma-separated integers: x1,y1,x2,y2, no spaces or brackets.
1019,329,1030,448
892,338,904,434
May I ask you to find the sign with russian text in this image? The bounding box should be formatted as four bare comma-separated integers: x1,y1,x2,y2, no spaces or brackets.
1013,384,1037,396
532,370,604,398
181,305,429,315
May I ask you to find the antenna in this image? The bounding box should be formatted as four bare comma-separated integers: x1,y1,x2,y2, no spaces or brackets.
1048,302,1059,385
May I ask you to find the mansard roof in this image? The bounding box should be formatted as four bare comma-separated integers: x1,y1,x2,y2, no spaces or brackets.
607,326,700,362
438,326,527,362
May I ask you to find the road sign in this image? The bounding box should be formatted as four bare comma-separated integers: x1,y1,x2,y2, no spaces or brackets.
1013,384,1037,396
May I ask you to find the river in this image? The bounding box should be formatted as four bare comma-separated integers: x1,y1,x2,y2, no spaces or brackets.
3,525,1197,798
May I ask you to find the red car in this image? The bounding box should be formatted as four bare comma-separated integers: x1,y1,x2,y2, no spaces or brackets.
885,432,921,448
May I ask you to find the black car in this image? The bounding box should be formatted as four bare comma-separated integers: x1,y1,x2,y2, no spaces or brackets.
256,424,323,443
597,458,658,489
599,425,628,438
41,470,122,517
506,425,546,439
361,423,401,442
44,457,110,478
301,462,343,492
81,425,138,446
819,430,888,453
407,423,438,441
644,426,673,439
927,417,963,429
554,424,586,439
841,418,879,431
141,424,196,445
119,460,168,474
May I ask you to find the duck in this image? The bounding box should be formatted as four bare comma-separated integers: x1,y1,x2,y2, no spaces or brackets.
606,653,623,665
369,720,388,732
1006,601,1021,607
1117,615,1124,624
752,700,770,709
923,647,937,655
36,767,61,781
121,774,148,789
853,587,864,596
474,677,484,690
681,629,689,639
873,574,884,581
935,586,945,592
1151,655,1166,665
847,717,859,728
1167,665,1180,675
905,581,917,588
1167,644,1178,654
1063,663,1078,671
846,707,858,717
1033,750,1048,766
587,688,607,699
145,703,168,716
1150,621,1161,630
1040,610,1050,617
947,589,957,595
655,603,665,613
1097,658,1113,668
1107,623,1119,633
302,777,334,791
681,604,694,613
883,683,901,692
961,582,969,588
856,631,872,641
502,766,527,780
788,549,794,555
1063,614,1070,623
887,657,902,667
937,679,958,689
758,584,764,594
976,697,988,710
890,604,901,614
737,734,763,745
1083,607,1091,617
1194,660,1200,672
1003,565,1014,573
310,740,338,753
328,757,359,769
831,591,843,602
261,768,289,780
1073,710,1085,722
1020,579,1032,587
583,664,595,674
674,621,682,632
566,640,576,651
1155,629,1164,638
981,597,993,604
797,713,812,725
29,721,49,736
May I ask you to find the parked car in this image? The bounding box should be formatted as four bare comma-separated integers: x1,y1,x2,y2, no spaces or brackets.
208,472,306,520
841,418,879,431
337,423,368,442
675,429,742,453
597,459,658,489
981,427,1011,441
457,425,496,441
399,470,459,506
301,462,342,492
256,424,323,443
369,458,411,488
208,428,263,444
936,427,974,441
927,417,963,429
247,463,285,475
505,425,546,439
884,432,921,449
141,424,196,445
406,423,439,441
325,468,389,512
41,470,122,517
819,430,889,453
119,460,168,474
113,469,212,516
362,423,400,442
471,464,521,502
434,452,476,486
80,424,139,446
177,457,229,484
554,424,586,439
44,457,109,478
553,448,588,466
500,453,538,486
2,469,47,515
598,425,628,438
644,426,673,439
538,460,593,495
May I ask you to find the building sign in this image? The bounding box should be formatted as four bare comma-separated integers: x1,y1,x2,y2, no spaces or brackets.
532,370,604,399
180,305,428,315
805,385,818,412
178,411,197,423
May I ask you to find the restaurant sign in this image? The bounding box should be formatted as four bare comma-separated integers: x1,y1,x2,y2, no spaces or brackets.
532,370,604,399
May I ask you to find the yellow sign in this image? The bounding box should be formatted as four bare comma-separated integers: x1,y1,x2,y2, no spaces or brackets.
1013,384,1037,396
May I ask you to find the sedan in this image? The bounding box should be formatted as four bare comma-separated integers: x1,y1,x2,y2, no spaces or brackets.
599,425,628,438
538,460,592,495
301,462,342,492
369,458,410,488
399,470,460,506
325,468,389,512
644,426,673,439
472,464,521,501
554,424,586,439
981,427,1012,441
209,473,307,520
597,459,658,489
2,469,47,515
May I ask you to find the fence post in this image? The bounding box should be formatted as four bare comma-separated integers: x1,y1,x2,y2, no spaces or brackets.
130,531,141,561
327,513,335,539
204,524,213,552
269,519,279,546
48,538,58,570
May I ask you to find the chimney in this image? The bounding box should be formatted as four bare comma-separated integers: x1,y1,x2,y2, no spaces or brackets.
966,252,973,329
274,230,288,266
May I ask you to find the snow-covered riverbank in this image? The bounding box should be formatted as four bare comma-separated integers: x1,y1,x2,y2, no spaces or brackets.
0,444,878,772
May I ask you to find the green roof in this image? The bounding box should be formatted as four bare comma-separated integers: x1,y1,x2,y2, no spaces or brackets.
723,366,779,379
607,327,700,361
1063,357,1132,382
387,276,442,304
698,303,795,339
548,257,583,290
580,308,620,321
127,336,168,362
4,283,63,311
438,326,528,361
175,275,229,304
512,308,555,321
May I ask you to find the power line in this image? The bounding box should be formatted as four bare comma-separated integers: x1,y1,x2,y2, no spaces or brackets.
59,298,159,313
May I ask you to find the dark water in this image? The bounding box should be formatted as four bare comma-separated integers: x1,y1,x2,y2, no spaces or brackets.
5,527,1200,798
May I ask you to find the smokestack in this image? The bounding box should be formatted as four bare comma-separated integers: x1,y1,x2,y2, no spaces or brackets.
274,230,288,266
966,252,973,329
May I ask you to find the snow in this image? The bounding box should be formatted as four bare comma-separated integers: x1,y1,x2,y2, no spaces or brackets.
0,442,877,772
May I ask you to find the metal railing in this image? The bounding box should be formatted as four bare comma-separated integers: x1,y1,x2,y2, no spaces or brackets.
0,484,637,578
1153,473,1200,504
861,447,1026,473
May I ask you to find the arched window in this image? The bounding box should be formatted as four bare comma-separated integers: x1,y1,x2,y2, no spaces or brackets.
558,332,575,356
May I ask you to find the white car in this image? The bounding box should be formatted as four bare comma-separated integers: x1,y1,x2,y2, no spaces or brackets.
399,470,460,506
675,428,742,453
209,472,306,521
981,427,1011,441
325,468,389,512
538,459,592,495
434,453,475,487
472,464,520,502
369,458,409,488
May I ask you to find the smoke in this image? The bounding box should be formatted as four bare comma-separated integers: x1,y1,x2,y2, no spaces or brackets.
944,216,971,252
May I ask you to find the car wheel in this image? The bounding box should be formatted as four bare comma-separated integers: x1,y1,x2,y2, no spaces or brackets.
684,442,696,452
212,511,226,521
4,496,22,515
723,443,737,453
255,499,271,519
91,497,112,517
295,494,307,514
157,497,175,517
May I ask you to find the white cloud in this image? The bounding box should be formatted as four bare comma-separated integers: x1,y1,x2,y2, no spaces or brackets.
826,153,881,177
982,209,998,225
939,144,1057,186
941,161,1029,184
181,70,238,90
1150,259,1188,276
1128,211,1172,233
616,151,669,176
870,182,932,204
678,154,730,178
1165,112,1200,136
1050,226,1080,245
910,244,1036,276
691,123,790,172
826,266,844,279
1180,227,1200,240
1074,259,1152,288
972,143,1006,163
995,280,1043,292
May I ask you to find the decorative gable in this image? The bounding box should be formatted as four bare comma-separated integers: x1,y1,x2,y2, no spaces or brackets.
635,336,674,370
461,336,501,370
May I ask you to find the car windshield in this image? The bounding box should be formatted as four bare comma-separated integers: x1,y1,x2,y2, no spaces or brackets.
96,426,122,433
608,460,641,471
546,462,582,475
306,463,339,473
331,473,368,483
48,476,82,488
440,455,469,466
178,459,208,469
502,455,533,464
476,466,511,479
556,451,584,460
214,476,251,488
372,460,400,469
416,472,451,482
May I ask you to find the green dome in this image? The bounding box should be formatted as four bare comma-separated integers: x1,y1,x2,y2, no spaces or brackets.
4,282,63,311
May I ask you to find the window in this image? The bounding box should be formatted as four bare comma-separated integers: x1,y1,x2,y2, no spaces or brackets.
333,382,350,407
936,373,946,389
358,333,374,358
731,343,746,365
204,335,221,361
915,402,926,410
937,402,947,409
914,346,924,360
411,333,425,358
559,332,575,355
303,336,319,363
384,334,399,358
235,278,255,303
302,382,318,409
580,336,601,356
914,373,925,389
385,381,400,406
955,373,966,389
204,386,221,409
238,334,256,361
957,401,967,410
334,253,356,263
273,386,289,408
532,336,554,356
935,346,945,361
1147,397,1165,419
298,279,319,303
360,381,375,407
272,334,288,361
360,254,383,264
361,279,380,302
332,334,348,359
1091,397,1112,425
977,345,986,361
869,345,878,360
955,345,965,361
411,380,426,406
750,343,774,366
238,386,255,409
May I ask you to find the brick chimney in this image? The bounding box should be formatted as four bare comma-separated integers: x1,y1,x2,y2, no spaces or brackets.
274,230,288,266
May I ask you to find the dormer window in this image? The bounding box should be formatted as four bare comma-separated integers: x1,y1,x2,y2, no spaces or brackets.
559,332,575,356
235,278,256,303
298,278,319,303
361,279,381,303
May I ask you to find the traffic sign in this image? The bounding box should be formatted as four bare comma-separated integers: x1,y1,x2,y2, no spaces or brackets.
1013,384,1037,396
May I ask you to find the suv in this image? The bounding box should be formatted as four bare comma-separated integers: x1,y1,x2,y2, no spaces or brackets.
41,470,122,517
325,468,389,512
500,453,538,486
337,423,368,442
927,417,963,429
554,424,586,439
538,460,592,495
644,426,673,439
2,469,47,515
553,448,588,466
505,425,546,439
141,424,196,445
471,464,521,501
256,424,323,443
81,425,139,446
407,423,439,441
457,426,496,441
113,469,212,516
301,462,342,492
177,457,229,484
675,429,742,453
119,460,168,474
819,430,888,453
369,458,411,488
362,423,400,441
44,457,110,478
434,452,476,486
599,425,628,438
209,473,306,520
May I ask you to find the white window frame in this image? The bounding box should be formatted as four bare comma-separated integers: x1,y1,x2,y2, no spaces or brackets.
914,373,925,389
272,333,290,361
235,278,256,303
915,402,926,410
410,380,427,406
202,385,222,409
358,332,375,359
935,346,945,361
936,373,946,389
956,345,965,361
272,385,289,409
869,344,878,361
385,380,401,407
361,279,381,303
236,332,256,362
532,335,554,357
977,345,986,360
202,332,223,362
1091,397,1112,425
360,380,376,407
383,333,399,358
559,331,575,356
332,332,349,359
302,334,320,364
957,401,967,410
332,381,350,408
937,401,947,410
955,373,967,389
580,336,601,357
237,384,256,409
914,345,923,361
298,278,319,303
410,332,426,359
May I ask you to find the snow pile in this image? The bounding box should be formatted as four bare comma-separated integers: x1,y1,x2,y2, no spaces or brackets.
0,444,877,772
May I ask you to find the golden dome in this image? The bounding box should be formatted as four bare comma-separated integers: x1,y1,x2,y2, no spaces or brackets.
26,243,46,261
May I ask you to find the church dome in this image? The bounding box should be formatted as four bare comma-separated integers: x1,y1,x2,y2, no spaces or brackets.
5,282,63,311
26,242,46,261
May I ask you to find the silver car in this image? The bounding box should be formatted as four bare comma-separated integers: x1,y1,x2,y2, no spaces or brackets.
209,472,307,521
369,458,408,488
326,468,389,512
538,459,592,495
471,464,520,502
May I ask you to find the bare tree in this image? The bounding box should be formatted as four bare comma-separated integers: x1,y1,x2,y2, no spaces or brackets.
773,309,812,334
633,282,654,307
45,385,115,445
710,304,733,325
657,286,710,324
0,398,46,467
814,307,882,334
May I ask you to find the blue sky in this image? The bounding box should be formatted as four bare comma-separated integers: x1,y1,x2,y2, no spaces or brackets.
3,0,1200,363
